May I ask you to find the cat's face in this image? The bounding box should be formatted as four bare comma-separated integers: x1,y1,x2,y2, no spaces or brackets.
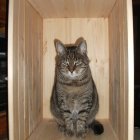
55,39,89,79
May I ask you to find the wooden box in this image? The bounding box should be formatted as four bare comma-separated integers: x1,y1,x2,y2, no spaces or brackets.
8,0,134,140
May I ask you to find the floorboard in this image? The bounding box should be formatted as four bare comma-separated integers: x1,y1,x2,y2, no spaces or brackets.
29,119,118,140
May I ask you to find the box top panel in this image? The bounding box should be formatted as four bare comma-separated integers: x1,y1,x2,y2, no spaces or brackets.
28,0,116,18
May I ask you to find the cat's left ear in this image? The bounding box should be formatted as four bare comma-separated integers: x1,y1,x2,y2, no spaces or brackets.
54,39,65,55
78,40,87,54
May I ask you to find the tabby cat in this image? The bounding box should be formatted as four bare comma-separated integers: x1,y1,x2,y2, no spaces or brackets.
50,38,104,138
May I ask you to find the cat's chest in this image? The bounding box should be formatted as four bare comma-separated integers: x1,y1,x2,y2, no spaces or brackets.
57,82,91,94
56,82,93,111
60,93,91,112
63,94,81,111
61,85,84,94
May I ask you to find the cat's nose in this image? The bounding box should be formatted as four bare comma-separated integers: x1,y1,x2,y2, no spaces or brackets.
68,66,74,73
72,110,78,121
68,64,76,73
69,69,74,73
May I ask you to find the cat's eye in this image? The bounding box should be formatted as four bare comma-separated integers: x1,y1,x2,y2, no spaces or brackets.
75,62,81,66
62,62,69,67
62,63,67,66
74,59,82,66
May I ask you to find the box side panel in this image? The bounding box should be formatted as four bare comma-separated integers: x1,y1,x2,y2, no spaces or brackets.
109,2,120,139
25,1,43,139
109,0,134,140
8,0,19,139
28,0,116,18
126,0,134,140
43,18,109,120
8,0,43,139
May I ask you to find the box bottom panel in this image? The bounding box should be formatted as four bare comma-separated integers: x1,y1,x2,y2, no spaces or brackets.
28,119,118,140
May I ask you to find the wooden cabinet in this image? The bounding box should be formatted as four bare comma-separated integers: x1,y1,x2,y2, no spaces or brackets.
8,0,134,140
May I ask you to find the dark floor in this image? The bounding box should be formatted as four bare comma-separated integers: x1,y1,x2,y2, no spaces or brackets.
135,128,140,140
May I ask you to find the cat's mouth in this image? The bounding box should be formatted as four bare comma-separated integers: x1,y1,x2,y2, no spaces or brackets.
68,71,78,77
61,68,86,79
62,71,80,79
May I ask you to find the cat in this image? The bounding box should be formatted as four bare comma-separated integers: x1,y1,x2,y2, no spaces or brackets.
50,38,104,138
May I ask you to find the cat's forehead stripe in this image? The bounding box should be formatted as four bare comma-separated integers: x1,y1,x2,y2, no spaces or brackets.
67,50,76,60
64,46,77,60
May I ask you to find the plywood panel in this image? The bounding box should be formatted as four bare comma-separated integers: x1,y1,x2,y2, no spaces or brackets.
43,18,109,120
8,0,43,139
8,0,21,139
28,0,116,18
18,0,25,139
25,2,30,137
29,119,118,140
109,2,120,138
109,0,134,140
25,1,43,137
126,0,134,139
8,0,14,138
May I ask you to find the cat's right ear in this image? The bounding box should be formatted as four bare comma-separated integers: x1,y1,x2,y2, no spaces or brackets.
54,39,65,55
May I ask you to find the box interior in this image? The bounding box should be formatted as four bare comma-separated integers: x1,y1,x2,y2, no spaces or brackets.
26,0,119,139
8,0,133,140
43,18,109,120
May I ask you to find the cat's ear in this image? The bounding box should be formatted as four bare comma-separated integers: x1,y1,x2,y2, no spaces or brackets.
78,40,87,54
54,39,65,55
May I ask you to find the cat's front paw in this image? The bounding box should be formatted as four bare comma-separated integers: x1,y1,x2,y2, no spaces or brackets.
65,129,74,137
76,129,88,138
64,122,74,137
76,122,88,138
58,124,66,133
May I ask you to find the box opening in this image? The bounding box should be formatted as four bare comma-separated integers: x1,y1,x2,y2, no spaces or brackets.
8,0,134,140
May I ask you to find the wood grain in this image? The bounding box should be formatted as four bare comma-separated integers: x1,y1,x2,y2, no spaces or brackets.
8,0,134,140
109,0,134,140
8,0,43,139
125,0,134,140
109,1,120,137
25,1,43,138
8,0,14,138
28,0,116,18
8,0,20,139
43,18,109,120
18,0,25,139
29,119,118,140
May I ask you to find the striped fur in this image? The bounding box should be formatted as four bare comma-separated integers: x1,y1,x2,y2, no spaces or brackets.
50,39,103,137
